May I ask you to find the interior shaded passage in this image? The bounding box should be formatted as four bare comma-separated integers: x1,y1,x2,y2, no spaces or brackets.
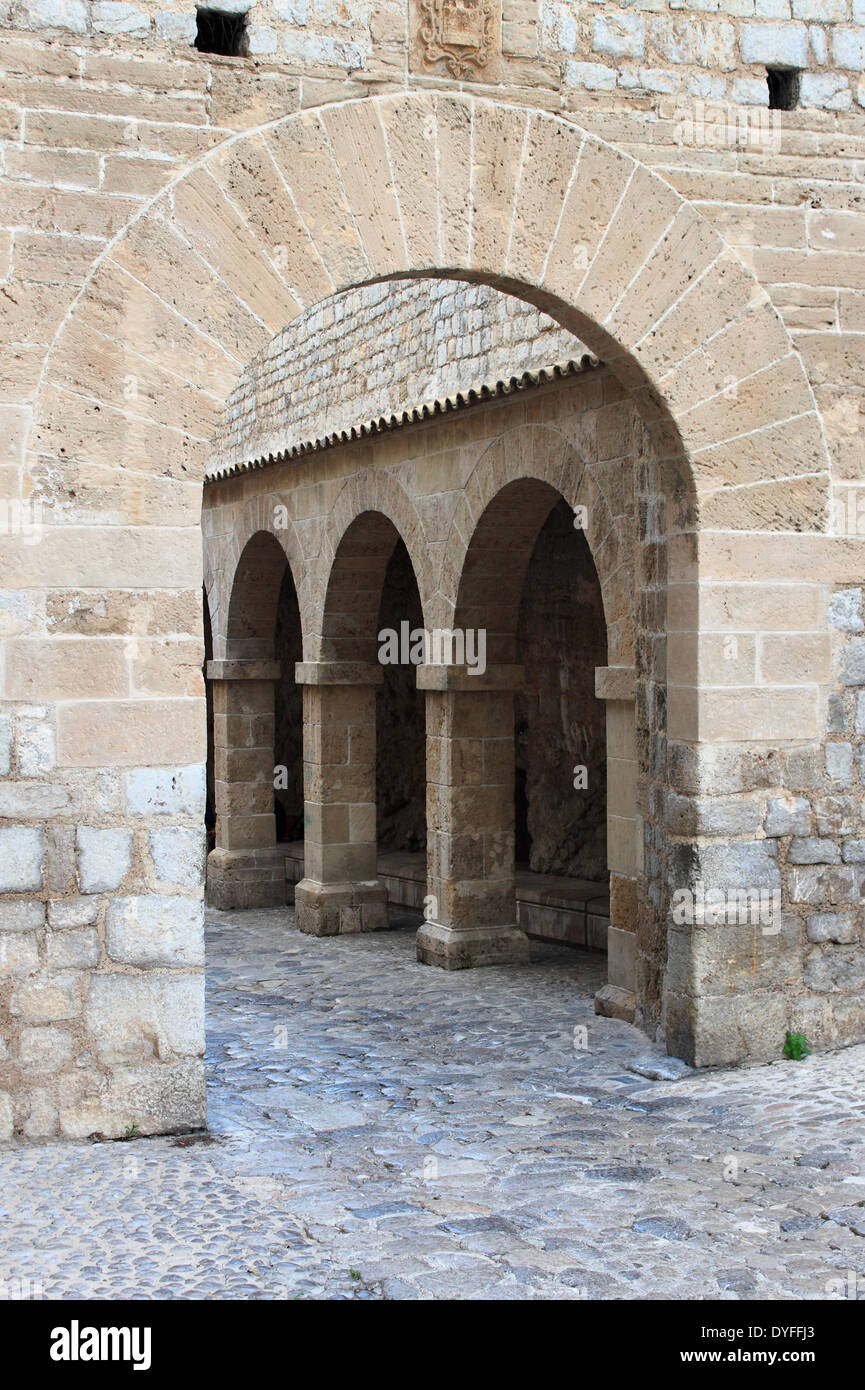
515,498,607,881
433,476,610,957
376,539,426,854
204,587,215,853
274,565,304,843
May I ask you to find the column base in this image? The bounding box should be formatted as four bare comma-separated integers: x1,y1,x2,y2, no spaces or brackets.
416,920,530,970
295,878,389,936
206,847,288,911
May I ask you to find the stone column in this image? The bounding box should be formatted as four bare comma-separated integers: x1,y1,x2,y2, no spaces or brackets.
417,664,529,970
294,661,388,935
593,664,639,1021
206,659,287,910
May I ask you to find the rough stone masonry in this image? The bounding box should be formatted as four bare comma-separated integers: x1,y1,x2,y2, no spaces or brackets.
1,0,864,1140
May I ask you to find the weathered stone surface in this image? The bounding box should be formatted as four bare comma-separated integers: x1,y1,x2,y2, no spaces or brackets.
0,899,45,931
825,743,854,783
764,796,811,838
46,926,100,969
47,896,99,928
804,946,865,993
148,827,207,889
123,766,206,817
0,826,43,892
76,826,132,893
828,588,864,632
84,972,204,1065
104,896,204,967
671,840,781,893
9,971,82,1022
594,983,636,1023
840,639,865,686
626,1052,693,1082
806,911,860,944
789,837,842,865
0,717,12,777
58,1059,206,1140
0,933,40,977
18,1025,74,1072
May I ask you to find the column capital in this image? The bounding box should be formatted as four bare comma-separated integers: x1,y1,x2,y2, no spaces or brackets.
417,663,524,691
207,659,281,681
295,661,384,686
595,665,636,701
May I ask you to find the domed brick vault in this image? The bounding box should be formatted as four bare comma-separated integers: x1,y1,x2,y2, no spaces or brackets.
1,56,864,1139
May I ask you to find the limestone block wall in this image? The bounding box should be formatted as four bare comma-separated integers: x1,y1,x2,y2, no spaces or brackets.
1,30,863,544
4,1,865,111
662,547,865,1064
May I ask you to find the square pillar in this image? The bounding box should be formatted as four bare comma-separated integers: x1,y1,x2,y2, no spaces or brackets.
416,664,529,970
206,659,287,909
294,661,388,935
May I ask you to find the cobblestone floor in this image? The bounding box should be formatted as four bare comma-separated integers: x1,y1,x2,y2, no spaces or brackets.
2,905,865,1300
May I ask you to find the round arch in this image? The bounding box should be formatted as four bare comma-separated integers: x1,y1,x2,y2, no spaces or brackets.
442,423,633,661
317,507,427,666
309,472,435,662
210,492,309,661
32,92,828,539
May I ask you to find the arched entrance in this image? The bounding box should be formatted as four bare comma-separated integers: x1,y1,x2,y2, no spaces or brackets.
10,90,830,1138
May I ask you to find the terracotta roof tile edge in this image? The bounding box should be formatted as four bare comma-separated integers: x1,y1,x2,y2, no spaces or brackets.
204,355,601,484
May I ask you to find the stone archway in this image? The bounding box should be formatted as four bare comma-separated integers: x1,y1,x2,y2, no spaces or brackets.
435,424,653,1010
9,91,833,1133
31,94,824,794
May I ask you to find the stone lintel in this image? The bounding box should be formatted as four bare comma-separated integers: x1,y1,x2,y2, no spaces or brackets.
207,660,281,682
295,661,384,686
595,665,636,701
416,663,524,691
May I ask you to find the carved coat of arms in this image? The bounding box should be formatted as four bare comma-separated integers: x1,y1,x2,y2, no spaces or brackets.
419,0,497,78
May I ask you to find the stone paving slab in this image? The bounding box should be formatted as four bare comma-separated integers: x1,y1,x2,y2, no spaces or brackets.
1,905,864,1300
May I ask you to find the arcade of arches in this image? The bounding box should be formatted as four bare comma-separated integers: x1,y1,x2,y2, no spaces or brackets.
204,363,638,1005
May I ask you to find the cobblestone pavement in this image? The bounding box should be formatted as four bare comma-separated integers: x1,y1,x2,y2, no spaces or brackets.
2,906,865,1300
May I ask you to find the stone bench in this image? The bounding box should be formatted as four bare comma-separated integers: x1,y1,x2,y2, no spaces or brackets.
281,842,608,950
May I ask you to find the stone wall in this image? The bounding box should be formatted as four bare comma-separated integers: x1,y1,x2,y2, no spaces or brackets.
219,281,585,474
661,578,865,1064
4,1,865,111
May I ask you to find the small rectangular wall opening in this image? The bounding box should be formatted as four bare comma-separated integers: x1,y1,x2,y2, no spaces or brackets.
195,7,248,57
767,67,800,110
